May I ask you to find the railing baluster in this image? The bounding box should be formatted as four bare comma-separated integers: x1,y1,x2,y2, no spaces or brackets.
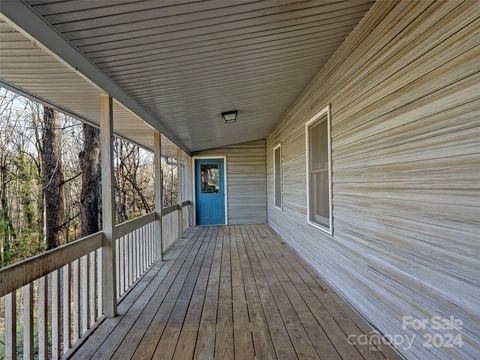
97,248,103,317
139,227,144,274
145,225,148,268
130,231,134,282
23,283,34,360
150,222,153,265
132,230,138,282
138,227,142,274
147,224,153,266
147,223,151,265
153,222,156,261
144,225,147,269
119,236,124,296
89,251,96,326
149,224,152,266
144,226,148,268
81,255,90,334
125,235,129,290
128,232,133,287
147,223,151,266
51,270,61,360
144,225,147,268
38,276,48,360
142,226,146,271
125,234,129,287
142,225,145,272
63,264,71,354
72,259,80,342
152,222,155,263
154,221,157,260
5,291,17,360
115,238,120,298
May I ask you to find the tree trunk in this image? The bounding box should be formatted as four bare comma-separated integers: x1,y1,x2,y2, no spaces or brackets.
36,186,44,242
79,124,101,237
0,163,16,243
42,106,65,249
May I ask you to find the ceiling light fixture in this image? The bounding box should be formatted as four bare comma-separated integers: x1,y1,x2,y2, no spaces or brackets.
222,110,238,124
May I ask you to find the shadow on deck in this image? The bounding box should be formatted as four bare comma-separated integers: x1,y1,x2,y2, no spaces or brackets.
70,224,399,360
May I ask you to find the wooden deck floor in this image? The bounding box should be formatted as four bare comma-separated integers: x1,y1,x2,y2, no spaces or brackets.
70,225,399,360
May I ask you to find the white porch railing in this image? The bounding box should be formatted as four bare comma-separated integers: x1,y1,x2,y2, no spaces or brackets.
0,201,192,360
114,212,155,299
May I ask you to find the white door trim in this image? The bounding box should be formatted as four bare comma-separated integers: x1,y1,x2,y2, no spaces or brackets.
192,156,228,225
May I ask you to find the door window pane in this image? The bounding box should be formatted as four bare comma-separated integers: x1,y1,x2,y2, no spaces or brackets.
201,164,219,193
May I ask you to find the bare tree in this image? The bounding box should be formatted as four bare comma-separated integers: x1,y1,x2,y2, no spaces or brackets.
79,124,101,237
0,90,19,256
114,138,154,222
42,106,65,249
0,89,156,266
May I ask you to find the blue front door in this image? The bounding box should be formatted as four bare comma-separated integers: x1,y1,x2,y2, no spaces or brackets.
195,159,225,225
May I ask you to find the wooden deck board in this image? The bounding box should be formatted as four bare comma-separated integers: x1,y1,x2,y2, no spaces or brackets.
234,225,277,360
214,226,235,360
230,226,256,360
70,224,400,360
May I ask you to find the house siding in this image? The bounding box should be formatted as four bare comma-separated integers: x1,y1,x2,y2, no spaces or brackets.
266,1,480,359
193,139,267,224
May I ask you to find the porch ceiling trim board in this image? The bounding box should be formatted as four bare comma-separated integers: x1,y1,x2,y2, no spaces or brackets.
0,0,189,154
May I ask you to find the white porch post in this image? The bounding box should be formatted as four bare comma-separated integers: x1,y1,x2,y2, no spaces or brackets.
154,132,163,261
177,148,183,238
100,95,117,317
186,156,193,227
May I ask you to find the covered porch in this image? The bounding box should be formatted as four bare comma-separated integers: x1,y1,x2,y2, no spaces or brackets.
69,224,398,360
0,0,478,359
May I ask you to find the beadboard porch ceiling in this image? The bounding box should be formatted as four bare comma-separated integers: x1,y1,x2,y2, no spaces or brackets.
1,0,374,152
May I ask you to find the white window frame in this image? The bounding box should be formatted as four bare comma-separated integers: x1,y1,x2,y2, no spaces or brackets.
273,143,282,210
305,104,333,235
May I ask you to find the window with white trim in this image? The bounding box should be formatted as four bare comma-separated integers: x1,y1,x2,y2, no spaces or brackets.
305,105,332,234
273,143,282,209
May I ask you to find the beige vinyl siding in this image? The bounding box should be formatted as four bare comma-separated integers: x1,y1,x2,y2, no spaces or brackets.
266,1,480,359
194,139,267,224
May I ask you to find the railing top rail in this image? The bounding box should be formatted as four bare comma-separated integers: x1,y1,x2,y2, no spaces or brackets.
0,231,103,298
0,200,193,297
162,204,179,216
115,212,155,239
162,201,191,217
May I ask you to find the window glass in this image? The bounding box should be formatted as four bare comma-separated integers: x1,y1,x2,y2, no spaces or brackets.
181,163,187,197
274,146,282,208
201,164,219,193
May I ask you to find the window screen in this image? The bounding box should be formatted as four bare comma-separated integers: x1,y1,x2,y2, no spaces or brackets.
306,107,332,233
274,145,282,209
